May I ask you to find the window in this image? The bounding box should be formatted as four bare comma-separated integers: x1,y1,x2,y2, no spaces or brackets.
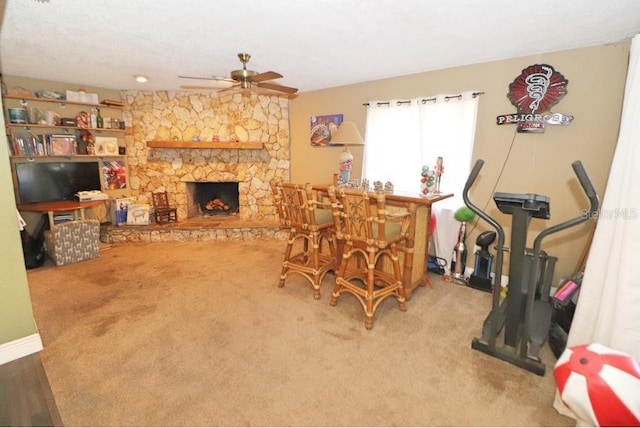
362,91,481,270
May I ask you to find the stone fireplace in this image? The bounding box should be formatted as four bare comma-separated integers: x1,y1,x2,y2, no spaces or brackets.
122,90,291,224
186,182,239,218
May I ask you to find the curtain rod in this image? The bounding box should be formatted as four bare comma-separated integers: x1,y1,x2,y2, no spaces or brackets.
362,91,484,106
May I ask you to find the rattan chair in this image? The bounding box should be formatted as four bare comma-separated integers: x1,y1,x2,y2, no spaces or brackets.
271,179,337,299
327,185,412,329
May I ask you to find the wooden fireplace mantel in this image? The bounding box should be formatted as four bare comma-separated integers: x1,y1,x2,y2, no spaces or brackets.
146,140,264,149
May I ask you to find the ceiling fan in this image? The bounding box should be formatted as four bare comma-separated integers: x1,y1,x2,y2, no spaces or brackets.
179,53,298,96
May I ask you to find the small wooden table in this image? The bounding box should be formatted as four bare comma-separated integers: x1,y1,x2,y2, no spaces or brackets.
17,200,106,228
313,185,453,299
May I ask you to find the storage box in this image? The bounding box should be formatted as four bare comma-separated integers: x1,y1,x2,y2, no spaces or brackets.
66,90,99,104
126,203,150,225
60,117,77,126
8,107,27,123
110,197,135,226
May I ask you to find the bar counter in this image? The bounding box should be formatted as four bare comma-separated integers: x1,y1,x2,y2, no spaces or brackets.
313,185,452,299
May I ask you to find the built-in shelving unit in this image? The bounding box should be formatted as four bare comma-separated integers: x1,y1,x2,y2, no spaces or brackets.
3,94,124,109
146,140,264,149
3,94,126,133
6,123,126,133
10,155,125,160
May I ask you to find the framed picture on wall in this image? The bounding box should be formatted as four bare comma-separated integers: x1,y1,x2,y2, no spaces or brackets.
102,160,127,190
310,113,343,146
50,135,77,156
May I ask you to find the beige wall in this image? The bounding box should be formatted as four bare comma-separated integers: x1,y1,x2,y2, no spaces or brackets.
0,93,40,347
290,42,631,282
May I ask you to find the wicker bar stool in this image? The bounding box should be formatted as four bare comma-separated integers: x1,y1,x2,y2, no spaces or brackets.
271,179,337,299
327,185,412,329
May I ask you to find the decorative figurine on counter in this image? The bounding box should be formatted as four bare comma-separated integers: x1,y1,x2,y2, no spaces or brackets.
420,165,436,196
361,179,370,191
339,148,354,184
373,181,384,192
384,181,394,194
434,156,444,194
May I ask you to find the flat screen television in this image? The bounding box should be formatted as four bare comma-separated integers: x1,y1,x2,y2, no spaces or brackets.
15,161,102,204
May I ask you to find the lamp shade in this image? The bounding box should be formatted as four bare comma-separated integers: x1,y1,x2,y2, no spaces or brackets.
331,122,364,146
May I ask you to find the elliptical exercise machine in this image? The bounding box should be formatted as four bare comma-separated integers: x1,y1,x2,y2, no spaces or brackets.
463,159,599,375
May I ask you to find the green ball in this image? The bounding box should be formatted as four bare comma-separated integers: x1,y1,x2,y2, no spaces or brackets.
454,206,476,222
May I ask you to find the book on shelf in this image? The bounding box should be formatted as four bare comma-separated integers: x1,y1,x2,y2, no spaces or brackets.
8,132,79,157
10,133,39,156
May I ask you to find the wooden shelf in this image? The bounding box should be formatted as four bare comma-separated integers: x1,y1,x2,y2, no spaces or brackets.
3,94,123,109
11,154,125,160
146,140,264,149
6,123,126,133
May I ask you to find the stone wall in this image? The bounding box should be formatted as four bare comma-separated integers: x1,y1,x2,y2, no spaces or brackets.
121,90,291,221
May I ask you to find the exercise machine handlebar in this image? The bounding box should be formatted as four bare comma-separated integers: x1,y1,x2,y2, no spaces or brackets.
520,160,599,360
463,159,505,348
572,160,599,215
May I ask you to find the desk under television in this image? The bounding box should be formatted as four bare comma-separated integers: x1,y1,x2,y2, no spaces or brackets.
17,200,106,228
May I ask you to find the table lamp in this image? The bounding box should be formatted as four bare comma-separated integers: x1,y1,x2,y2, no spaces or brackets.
332,122,364,183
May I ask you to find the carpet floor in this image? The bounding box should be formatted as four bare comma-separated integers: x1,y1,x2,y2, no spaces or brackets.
26,240,574,426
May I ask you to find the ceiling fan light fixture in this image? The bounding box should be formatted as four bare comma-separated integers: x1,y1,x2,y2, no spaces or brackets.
134,74,148,83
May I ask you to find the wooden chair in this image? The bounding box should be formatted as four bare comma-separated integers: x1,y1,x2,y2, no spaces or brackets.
151,191,178,224
271,179,337,299
327,185,412,329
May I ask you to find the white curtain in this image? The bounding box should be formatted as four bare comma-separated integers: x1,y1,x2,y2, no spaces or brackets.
363,92,479,270
553,34,640,421
363,100,421,193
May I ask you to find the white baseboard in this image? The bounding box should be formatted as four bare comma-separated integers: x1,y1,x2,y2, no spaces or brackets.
0,333,43,365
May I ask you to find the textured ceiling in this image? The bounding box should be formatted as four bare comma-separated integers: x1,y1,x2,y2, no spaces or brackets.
1,0,640,94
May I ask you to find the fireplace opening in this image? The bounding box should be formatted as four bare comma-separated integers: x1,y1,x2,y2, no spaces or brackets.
186,182,239,218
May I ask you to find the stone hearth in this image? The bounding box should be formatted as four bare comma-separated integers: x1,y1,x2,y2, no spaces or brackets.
102,216,286,244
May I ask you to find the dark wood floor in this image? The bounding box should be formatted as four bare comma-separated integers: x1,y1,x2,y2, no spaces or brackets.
0,353,63,427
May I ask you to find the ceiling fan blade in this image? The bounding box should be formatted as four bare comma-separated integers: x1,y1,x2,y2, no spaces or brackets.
256,81,298,94
180,83,239,90
180,85,218,90
217,85,242,93
178,75,217,81
250,71,283,82
179,75,237,83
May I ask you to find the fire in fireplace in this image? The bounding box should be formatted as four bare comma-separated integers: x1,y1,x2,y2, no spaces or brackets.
186,182,239,218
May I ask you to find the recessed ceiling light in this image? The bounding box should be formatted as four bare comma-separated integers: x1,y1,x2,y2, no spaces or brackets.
134,75,148,83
